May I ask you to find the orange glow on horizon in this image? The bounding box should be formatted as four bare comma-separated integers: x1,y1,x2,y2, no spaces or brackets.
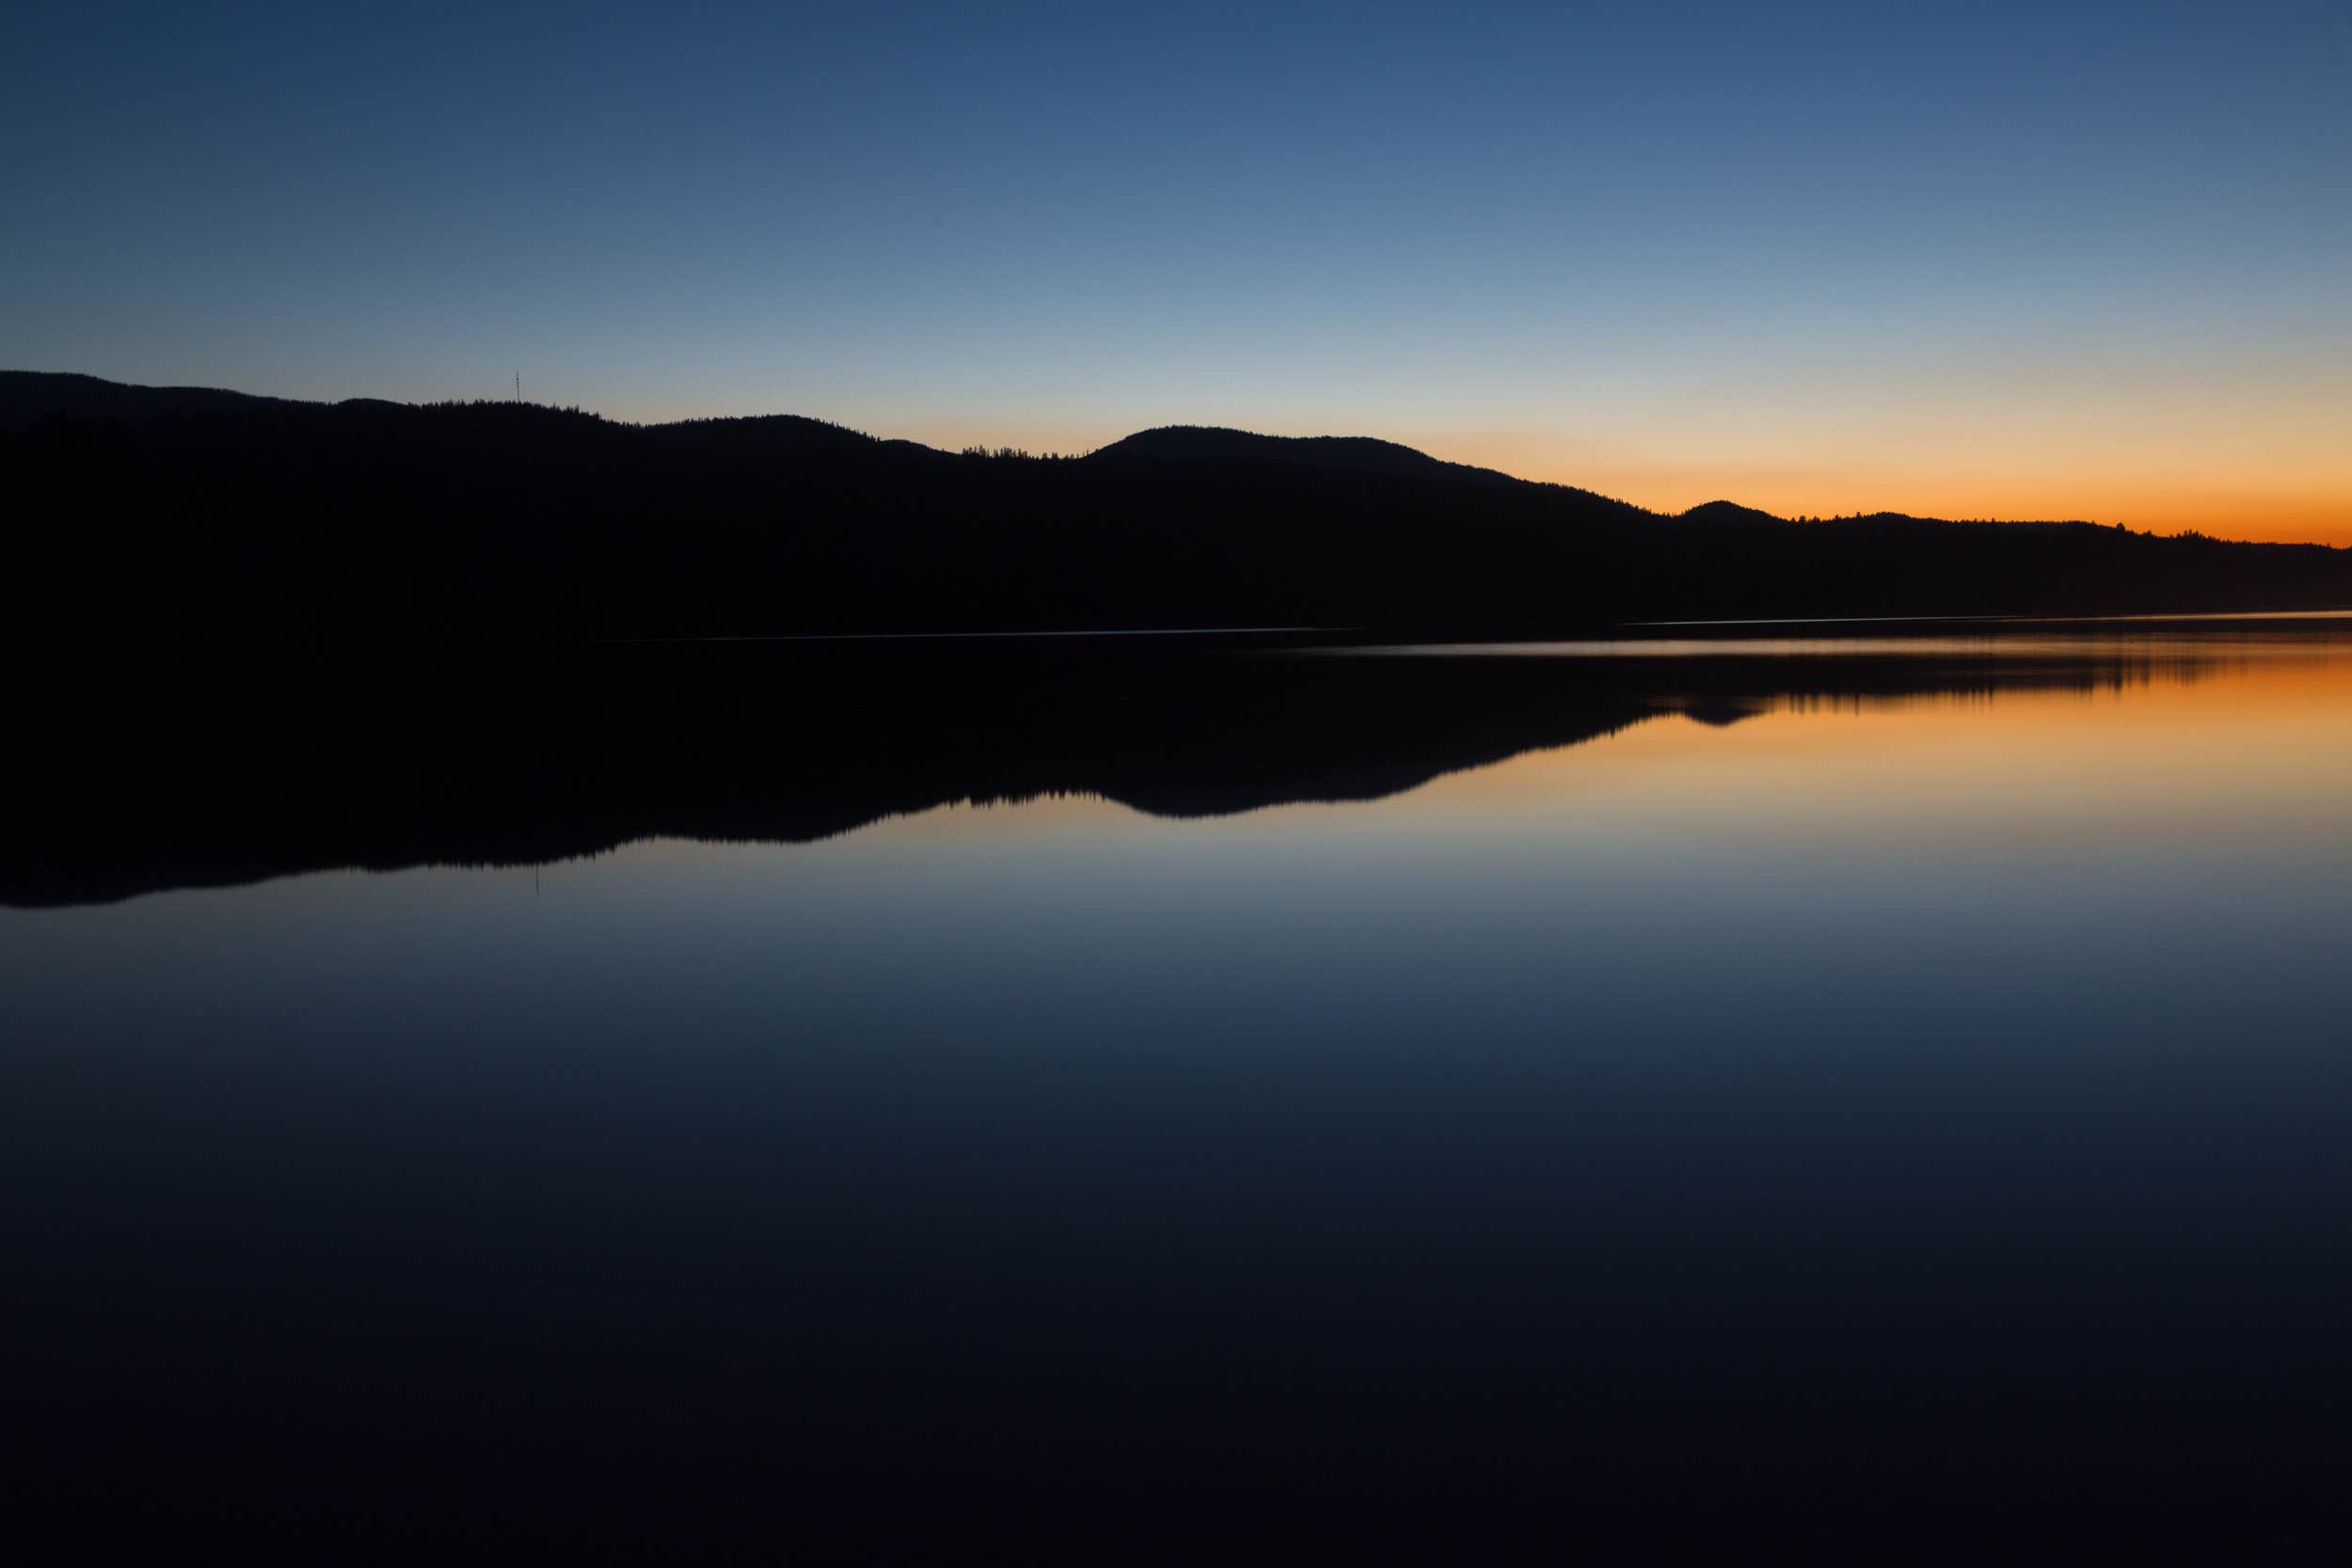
631,393,2352,553
1543,470,2352,549
841,421,2352,551
1416,438,2352,550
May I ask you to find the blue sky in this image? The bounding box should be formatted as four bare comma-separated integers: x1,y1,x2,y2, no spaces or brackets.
7,2,2348,534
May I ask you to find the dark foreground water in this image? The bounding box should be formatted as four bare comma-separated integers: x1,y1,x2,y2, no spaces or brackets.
8,619,2352,1560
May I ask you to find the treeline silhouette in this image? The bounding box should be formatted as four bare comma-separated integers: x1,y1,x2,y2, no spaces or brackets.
6,371,2348,643
2,631,2303,907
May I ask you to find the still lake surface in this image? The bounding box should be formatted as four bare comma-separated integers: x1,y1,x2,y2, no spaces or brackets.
8,617,2352,1557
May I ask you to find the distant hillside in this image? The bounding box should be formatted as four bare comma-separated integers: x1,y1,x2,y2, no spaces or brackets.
1677,499,1782,526
0,370,298,426
1088,426,1526,487
3,371,2346,641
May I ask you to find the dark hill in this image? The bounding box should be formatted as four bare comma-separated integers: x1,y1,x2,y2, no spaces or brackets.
1087,425,1519,486
1678,499,1780,526
3,371,2346,642
644,412,892,458
0,369,293,427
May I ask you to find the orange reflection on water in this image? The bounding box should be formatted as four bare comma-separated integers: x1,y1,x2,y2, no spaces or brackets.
1408,636,2352,850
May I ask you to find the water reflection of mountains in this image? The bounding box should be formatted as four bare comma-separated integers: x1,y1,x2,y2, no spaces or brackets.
0,636,2295,907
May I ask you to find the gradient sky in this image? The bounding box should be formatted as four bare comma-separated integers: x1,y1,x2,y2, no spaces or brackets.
7,2,2348,541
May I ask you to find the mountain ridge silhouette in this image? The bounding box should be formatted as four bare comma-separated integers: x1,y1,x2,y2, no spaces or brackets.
6,371,2347,641
0,370,2158,523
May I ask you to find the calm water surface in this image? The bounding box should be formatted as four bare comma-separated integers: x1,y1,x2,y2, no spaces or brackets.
8,621,2352,1557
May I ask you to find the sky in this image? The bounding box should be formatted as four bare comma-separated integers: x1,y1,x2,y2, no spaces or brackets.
6,1,2348,542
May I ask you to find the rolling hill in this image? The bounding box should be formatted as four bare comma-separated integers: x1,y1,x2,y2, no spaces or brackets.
5,371,2346,642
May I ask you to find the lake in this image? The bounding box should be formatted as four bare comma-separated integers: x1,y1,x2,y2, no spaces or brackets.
8,617,2351,1560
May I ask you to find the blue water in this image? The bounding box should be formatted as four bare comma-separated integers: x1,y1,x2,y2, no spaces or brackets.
8,626,2352,1558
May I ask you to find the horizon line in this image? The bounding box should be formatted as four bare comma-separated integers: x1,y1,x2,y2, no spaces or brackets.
8,367,2347,551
